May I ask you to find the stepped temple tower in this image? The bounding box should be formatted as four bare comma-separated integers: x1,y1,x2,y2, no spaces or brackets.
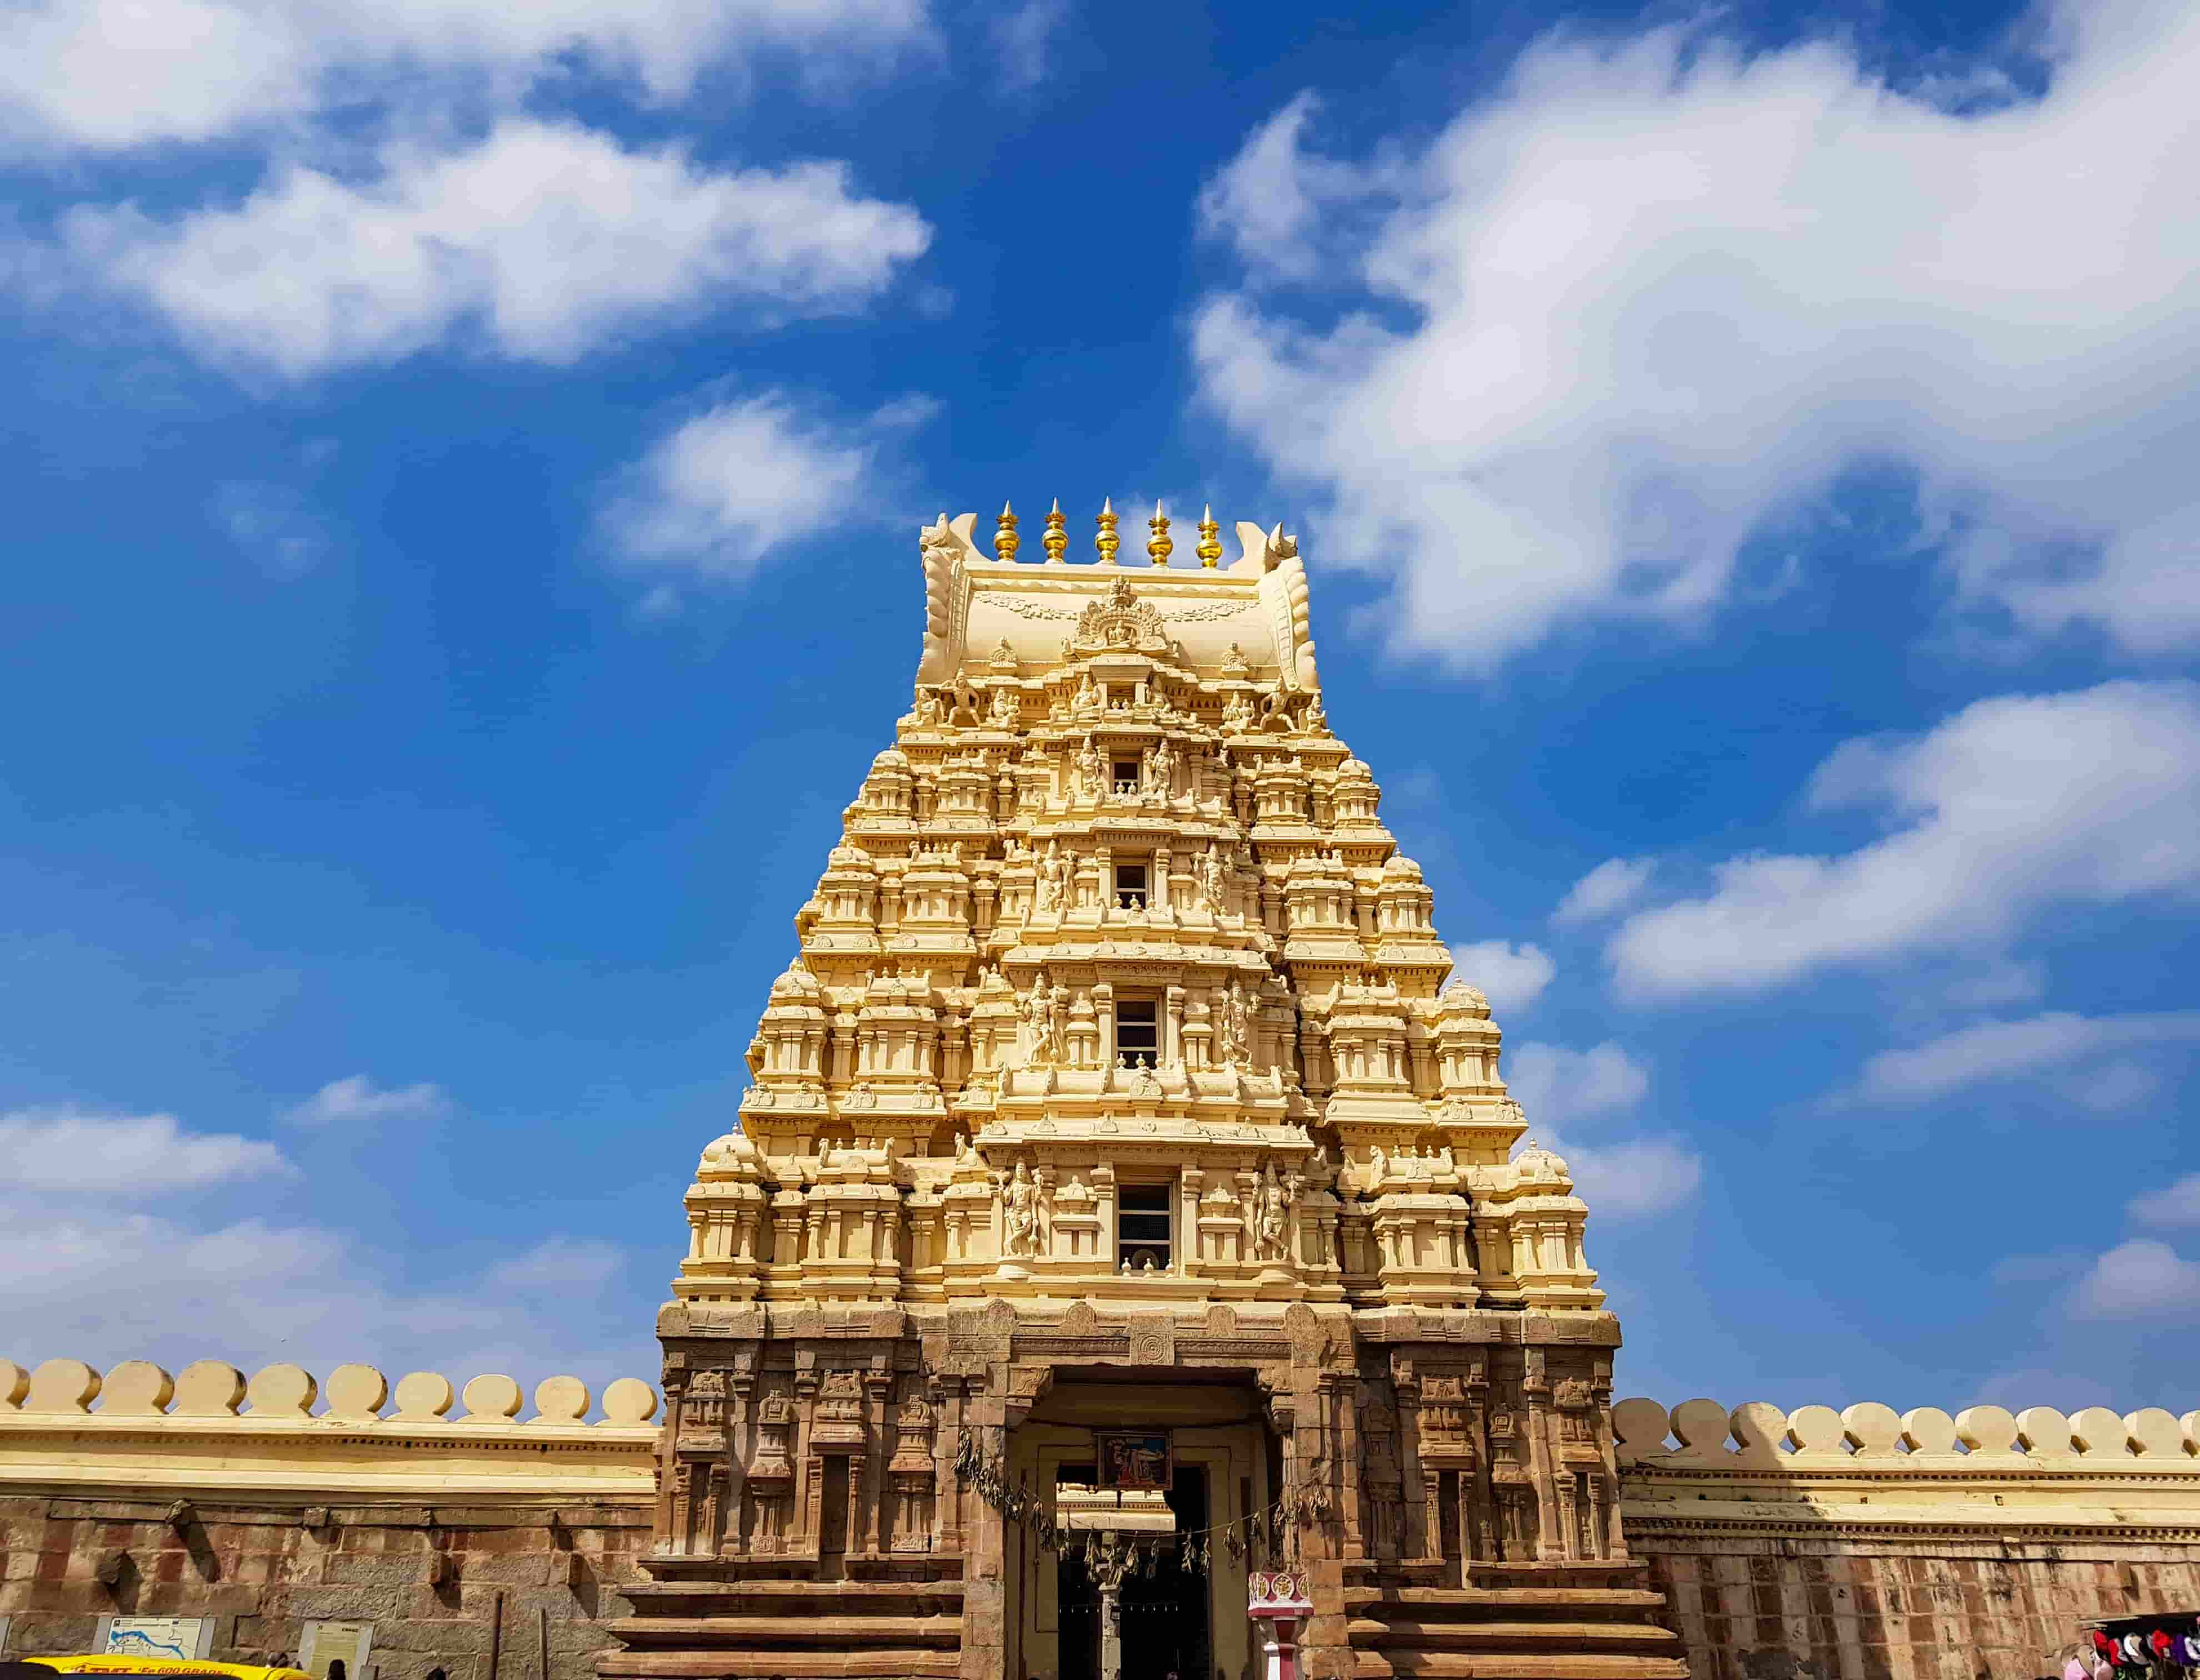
603,506,1682,1680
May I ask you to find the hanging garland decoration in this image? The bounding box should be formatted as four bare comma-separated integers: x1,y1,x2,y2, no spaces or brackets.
953,1427,1334,1582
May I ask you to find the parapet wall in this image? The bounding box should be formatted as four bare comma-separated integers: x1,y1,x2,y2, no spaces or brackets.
11,1364,2200,1680
1614,1397,2200,1680
0,1358,661,1680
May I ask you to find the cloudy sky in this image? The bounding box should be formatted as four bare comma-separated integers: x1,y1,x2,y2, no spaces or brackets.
4,0,2197,1416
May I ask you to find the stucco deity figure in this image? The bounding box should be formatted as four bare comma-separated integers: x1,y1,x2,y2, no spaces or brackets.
1043,978,1067,1064
1078,735,1105,796
1149,736,1177,796
1222,689,1254,731
1368,1144,1388,1186
989,684,1018,727
1254,1160,1291,1260
1046,844,1072,912
1073,671,1101,716
1304,691,1328,733
1200,842,1228,911
1022,981,1050,1064
999,1161,1042,1257
912,687,942,726
1225,980,1253,1068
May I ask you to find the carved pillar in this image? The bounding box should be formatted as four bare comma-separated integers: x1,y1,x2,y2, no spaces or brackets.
656,1367,687,1554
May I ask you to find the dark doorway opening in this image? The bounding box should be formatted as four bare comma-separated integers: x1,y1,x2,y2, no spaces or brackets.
1055,1463,1211,1680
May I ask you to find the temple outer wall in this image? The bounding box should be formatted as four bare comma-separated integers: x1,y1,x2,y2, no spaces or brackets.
10,1363,2200,1680
1616,1397,2200,1680
0,1359,660,1680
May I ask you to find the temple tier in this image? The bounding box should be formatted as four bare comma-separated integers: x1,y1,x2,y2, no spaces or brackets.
601,507,1682,1680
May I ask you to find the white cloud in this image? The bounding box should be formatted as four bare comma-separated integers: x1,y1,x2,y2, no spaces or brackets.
989,0,1066,92
283,1074,449,1127
1547,1133,1701,1222
207,480,337,578
0,0,933,149
1449,939,1554,1016
2,1203,654,1384
1852,1011,2200,1105
2068,1238,2200,1324
1192,0,2200,671
1605,681,2200,997
486,1237,627,1293
602,389,937,584
2129,1173,2200,1230
0,1106,291,1194
65,120,932,377
1506,1041,1648,1129
1504,1044,1693,1221
1552,857,1653,926
0,1101,653,1384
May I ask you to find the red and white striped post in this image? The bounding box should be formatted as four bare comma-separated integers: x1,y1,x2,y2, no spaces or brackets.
1247,1569,1314,1680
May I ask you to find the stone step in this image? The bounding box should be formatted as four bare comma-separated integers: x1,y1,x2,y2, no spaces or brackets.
597,1652,962,1679
1348,1654,1691,1680
623,1579,964,1605
1346,1617,1681,1651
609,1616,963,1651
1342,1586,1669,1613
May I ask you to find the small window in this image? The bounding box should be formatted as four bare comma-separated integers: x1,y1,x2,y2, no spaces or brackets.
1113,759,1141,793
1116,862,1148,910
1118,1180,1172,1271
1116,997,1158,1066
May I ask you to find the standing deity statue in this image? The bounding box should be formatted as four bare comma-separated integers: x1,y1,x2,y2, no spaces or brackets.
1044,978,1068,1064
1022,976,1051,1063
1254,1159,1292,1260
1200,842,1228,911
999,1161,1042,1257
1034,841,1062,911
1226,979,1253,1068
1150,736,1177,796
1079,734,1106,795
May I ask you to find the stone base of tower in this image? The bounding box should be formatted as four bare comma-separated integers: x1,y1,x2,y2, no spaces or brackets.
1336,1567,1687,1680
597,1303,1683,1680
600,1568,968,1679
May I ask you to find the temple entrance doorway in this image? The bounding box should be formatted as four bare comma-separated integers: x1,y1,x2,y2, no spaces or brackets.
1054,1463,1211,1680
1005,1373,1276,1680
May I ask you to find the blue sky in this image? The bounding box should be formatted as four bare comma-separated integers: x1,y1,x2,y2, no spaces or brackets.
6,0,2199,1418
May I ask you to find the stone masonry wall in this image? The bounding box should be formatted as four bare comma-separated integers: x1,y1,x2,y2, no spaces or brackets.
11,1361,2200,1680
0,1356,661,1679
1633,1531,2200,1680
0,1492,653,1680
1616,1395,2200,1680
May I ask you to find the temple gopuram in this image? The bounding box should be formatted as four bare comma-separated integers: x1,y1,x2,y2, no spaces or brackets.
603,503,1682,1680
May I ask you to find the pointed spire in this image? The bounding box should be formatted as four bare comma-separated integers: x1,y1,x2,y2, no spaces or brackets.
1197,503,1222,568
1042,498,1068,563
1146,501,1173,566
993,500,1020,562
1095,498,1119,564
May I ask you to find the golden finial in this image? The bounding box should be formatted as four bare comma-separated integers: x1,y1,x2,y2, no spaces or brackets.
993,500,1020,562
1042,498,1067,563
1146,501,1173,566
1197,504,1222,568
1096,498,1119,564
